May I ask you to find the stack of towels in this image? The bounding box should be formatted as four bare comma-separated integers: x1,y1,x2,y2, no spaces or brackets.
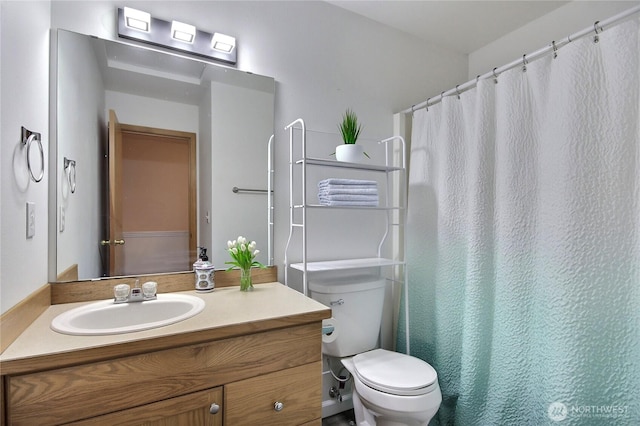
317,178,379,207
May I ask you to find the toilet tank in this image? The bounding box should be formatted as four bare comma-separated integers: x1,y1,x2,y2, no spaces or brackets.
310,275,386,357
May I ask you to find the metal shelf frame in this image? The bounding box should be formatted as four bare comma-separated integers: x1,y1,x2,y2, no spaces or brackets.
283,117,411,354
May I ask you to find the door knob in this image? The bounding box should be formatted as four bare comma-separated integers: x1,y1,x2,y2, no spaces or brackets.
274,401,284,412
100,239,125,246
209,403,220,414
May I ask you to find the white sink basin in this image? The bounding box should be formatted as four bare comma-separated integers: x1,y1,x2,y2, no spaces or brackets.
51,293,205,336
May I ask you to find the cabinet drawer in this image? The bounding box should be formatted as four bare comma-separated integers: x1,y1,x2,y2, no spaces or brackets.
68,387,223,426
225,361,322,425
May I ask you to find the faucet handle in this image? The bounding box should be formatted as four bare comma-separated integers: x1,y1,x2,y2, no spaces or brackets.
142,281,158,299
114,284,130,302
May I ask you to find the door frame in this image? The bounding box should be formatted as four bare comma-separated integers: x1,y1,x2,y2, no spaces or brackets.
109,112,197,275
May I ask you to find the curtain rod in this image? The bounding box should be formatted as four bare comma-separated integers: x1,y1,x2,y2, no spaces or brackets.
400,4,640,115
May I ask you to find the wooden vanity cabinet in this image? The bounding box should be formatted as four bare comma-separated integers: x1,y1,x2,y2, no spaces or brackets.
4,323,323,425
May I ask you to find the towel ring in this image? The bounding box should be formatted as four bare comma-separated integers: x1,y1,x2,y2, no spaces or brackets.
21,127,44,183
64,157,77,194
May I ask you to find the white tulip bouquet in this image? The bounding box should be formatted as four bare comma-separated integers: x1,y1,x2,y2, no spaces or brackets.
226,236,265,291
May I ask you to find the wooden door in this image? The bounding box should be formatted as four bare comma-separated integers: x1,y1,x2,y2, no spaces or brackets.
108,114,197,276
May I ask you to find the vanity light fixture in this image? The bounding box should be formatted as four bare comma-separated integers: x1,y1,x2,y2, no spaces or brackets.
117,7,237,65
211,33,235,53
171,20,196,44
123,7,151,32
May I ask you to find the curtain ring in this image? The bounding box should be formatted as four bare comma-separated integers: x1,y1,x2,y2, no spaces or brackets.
455,85,461,100
440,91,446,101
425,97,431,112
492,67,499,84
552,40,558,59
593,21,601,43
522,54,528,72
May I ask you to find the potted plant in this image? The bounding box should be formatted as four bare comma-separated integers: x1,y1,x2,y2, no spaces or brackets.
336,109,368,162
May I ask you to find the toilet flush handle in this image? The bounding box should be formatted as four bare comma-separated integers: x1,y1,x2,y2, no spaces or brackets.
330,299,344,306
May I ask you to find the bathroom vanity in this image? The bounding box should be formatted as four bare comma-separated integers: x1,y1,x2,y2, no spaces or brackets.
0,282,330,425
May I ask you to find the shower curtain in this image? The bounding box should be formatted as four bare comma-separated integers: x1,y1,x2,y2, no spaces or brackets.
400,16,639,426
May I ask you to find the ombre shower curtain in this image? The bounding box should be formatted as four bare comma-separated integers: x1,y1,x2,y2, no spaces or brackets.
400,16,639,426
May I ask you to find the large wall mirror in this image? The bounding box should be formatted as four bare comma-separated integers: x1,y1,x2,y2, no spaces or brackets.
50,29,275,282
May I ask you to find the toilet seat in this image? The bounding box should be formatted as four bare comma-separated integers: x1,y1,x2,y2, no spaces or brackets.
353,349,438,396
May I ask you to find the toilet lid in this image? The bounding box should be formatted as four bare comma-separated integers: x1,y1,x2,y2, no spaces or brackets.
353,349,438,396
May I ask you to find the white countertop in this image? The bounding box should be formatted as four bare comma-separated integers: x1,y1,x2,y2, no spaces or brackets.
0,282,330,369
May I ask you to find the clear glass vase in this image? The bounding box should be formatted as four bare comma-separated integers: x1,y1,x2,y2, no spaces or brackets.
240,266,253,291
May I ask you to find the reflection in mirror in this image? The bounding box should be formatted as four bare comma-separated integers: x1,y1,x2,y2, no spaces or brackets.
52,30,275,282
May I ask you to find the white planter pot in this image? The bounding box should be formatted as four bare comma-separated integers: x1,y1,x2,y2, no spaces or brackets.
335,144,364,163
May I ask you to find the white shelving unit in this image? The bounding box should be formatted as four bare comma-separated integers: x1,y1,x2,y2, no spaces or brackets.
283,118,407,304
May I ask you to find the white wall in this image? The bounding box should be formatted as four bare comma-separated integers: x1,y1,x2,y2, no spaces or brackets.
2,0,466,313
198,84,213,259
469,1,639,79
48,0,468,286
56,29,105,280
209,81,274,267
105,92,200,133
5,0,637,313
0,1,51,313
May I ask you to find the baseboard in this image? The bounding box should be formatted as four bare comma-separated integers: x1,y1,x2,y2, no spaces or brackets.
0,284,51,354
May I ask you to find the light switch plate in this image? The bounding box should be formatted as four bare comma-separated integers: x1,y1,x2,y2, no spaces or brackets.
26,202,35,238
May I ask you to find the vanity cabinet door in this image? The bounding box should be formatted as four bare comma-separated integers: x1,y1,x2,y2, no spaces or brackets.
225,361,322,425
67,387,223,426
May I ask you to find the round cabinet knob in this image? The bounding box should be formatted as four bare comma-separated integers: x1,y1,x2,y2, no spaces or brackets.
209,403,220,414
274,401,284,412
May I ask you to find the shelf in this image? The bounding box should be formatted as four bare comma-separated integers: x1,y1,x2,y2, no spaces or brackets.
290,257,404,272
296,157,403,173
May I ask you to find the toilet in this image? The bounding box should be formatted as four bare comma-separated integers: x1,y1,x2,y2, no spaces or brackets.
310,275,441,426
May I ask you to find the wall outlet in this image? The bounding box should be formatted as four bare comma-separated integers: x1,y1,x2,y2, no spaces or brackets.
26,202,35,238
60,206,66,232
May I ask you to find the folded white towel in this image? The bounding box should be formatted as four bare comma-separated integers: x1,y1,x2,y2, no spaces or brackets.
318,184,378,191
319,187,379,195
319,194,379,202
318,178,377,187
319,199,379,207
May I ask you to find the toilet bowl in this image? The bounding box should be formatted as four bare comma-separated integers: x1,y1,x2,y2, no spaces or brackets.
342,349,441,426
310,276,441,425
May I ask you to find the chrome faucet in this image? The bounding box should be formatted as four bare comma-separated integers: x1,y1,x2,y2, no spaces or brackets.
113,280,157,303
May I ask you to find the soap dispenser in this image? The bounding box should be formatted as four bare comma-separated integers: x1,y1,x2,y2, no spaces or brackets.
193,247,215,292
